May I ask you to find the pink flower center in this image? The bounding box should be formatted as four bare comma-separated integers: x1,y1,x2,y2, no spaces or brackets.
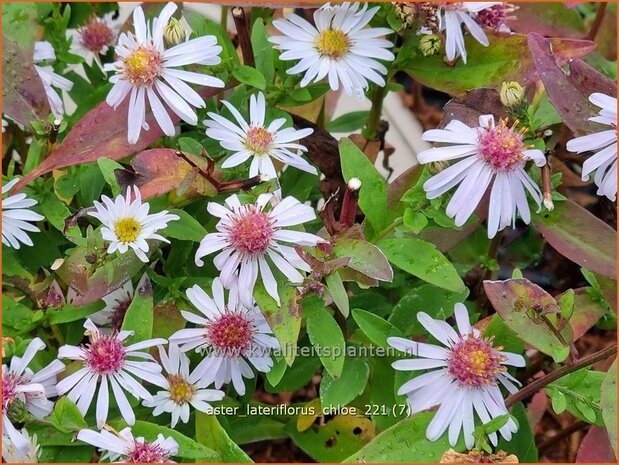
447,336,506,387
85,333,127,375
475,5,510,31
442,2,464,11
126,440,170,463
206,313,254,357
123,46,163,86
79,16,114,53
228,210,273,255
477,119,527,172
110,297,133,331
2,373,22,413
245,126,274,154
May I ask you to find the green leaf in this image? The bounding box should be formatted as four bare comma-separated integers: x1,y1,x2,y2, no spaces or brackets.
232,65,267,90
305,300,346,378
39,192,70,232
389,284,468,336
195,412,253,463
120,276,154,345
551,390,568,414
2,295,36,329
324,272,349,317
254,278,300,366
351,308,403,349
251,18,275,84
163,209,207,242
601,361,617,457
320,356,369,408
339,137,387,233
398,31,594,95
327,111,370,133
97,157,123,196
343,412,461,462
497,403,538,462
107,420,218,460
483,314,525,355
484,279,572,363
46,301,105,325
49,397,87,433
2,2,38,51
332,237,393,282
379,238,465,292
546,368,605,426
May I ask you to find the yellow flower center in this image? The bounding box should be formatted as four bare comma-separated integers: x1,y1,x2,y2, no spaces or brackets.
123,47,163,86
245,126,274,154
114,218,142,243
168,374,195,404
316,29,350,59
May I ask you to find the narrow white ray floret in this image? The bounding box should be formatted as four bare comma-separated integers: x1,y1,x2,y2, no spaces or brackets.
2,338,65,453
204,92,315,179
418,114,546,238
56,319,167,427
169,278,280,395
388,303,525,449
566,92,617,201
269,2,395,97
143,344,225,427
194,193,323,307
33,41,74,116
2,178,45,249
77,426,178,463
88,185,179,263
104,2,225,143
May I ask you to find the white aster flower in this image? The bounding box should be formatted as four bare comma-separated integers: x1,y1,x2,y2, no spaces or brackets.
90,280,135,330
2,428,40,463
68,13,120,64
88,185,179,263
269,2,395,97
418,114,546,238
143,344,225,427
169,279,280,395
204,92,315,179
2,178,44,249
388,303,525,449
195,193,323,307
432,2,502,64
2,338,65,453
566,92,617,201
33,41,74,116
77,426,178,463
56,319,167,427
104,2,225,144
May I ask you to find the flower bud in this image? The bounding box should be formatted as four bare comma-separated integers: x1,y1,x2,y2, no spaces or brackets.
500,81,525,110
419,34,441,57
164,18,186,48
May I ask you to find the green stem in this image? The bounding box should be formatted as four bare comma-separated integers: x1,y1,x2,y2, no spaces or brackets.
374,217,403,243
365,85,388,140
220,6,229,30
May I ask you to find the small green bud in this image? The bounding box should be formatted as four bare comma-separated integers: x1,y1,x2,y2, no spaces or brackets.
419,34,441,57
164,18,186,48
500,81,525,110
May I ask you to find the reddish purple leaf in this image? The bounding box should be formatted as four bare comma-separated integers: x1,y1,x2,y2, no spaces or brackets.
528,32,606,136
12,85,226,193
533,199,617,279
567,59,617,98
508,3,587,38
597,274,617,313
566,287,607,341
2,37,50,128
576,426,616,463
526,391,549,430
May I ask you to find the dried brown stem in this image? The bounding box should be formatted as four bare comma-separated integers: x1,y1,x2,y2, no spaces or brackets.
339,178,361,227
232,7,255,67
587,2,607,41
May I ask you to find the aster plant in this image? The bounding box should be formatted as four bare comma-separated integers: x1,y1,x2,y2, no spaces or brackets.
1,2,617,464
